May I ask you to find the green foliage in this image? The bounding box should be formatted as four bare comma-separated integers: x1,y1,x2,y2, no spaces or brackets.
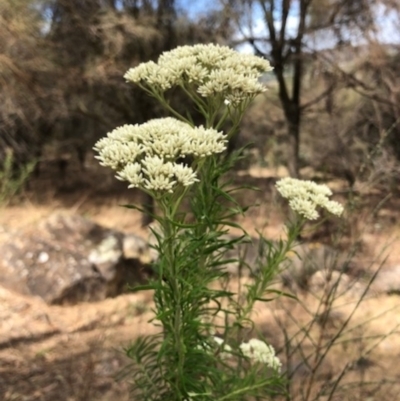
123,151,291,401
0,149,35,206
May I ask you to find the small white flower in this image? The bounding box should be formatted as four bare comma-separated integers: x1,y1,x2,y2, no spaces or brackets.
216,52,273,75
106,124,141,142
146,136,183,159
141,155,175,178
325,200,344,216
224,99,231,105
93,137,111,152
143,175,177,193
181,126,227,157
94,142,141,169
116,162,143,188
124,61,175,90
276,177,344,220
172,164,199,186
197,68,266,102
240,339,281,371
185,64,209,83
289,198,319,220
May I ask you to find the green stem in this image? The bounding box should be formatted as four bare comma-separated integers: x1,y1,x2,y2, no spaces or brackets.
158,196,187,399
216,379,277,401
148,87,193,125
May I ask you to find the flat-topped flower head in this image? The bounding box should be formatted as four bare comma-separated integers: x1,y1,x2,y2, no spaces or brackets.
173,164,200,186
240,339,281,371
124,43,272,105
124,61,175,91
93,140,144,170
94,117,226,193
276,177,344,220
181,126,227,157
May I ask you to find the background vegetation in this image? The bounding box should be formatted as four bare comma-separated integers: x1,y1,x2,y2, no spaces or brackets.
1,0,399,200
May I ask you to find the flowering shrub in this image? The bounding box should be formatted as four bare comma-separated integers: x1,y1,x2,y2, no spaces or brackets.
94,43,343,401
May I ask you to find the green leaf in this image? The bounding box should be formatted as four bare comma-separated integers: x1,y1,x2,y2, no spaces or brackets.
264,289,298,300
128,283,157,292
253,297,275,303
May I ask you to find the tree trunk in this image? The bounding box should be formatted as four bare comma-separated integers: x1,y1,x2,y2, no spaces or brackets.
287,119,300,178
281,100,301,178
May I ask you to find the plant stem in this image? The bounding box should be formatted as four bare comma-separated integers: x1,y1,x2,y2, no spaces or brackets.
159,198,187,399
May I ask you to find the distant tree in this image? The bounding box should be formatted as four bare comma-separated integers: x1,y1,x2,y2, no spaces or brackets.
220,0,400,178
0,0,228,167
0,0,50,163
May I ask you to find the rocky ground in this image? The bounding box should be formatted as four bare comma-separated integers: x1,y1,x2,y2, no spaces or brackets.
1,173,400,401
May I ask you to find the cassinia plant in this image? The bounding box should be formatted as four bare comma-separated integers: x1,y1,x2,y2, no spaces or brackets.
94,44,343,401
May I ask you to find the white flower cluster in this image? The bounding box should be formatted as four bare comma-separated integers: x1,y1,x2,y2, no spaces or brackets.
124,43,272,105
275,177,344,220
94,117,227,193
239,338,281,371
197,335,281,371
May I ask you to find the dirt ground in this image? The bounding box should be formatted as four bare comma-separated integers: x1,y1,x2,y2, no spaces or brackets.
1,166,400,401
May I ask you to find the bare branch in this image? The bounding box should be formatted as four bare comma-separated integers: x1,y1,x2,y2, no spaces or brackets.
300,83,336,111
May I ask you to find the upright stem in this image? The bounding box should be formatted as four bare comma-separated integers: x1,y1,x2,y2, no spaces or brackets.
158,198,187,398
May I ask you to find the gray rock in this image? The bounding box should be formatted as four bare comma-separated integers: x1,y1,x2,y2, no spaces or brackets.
371,265,400,295
122,233,156,263
280,242,351,290
308,270,365,297
0,214,152,305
